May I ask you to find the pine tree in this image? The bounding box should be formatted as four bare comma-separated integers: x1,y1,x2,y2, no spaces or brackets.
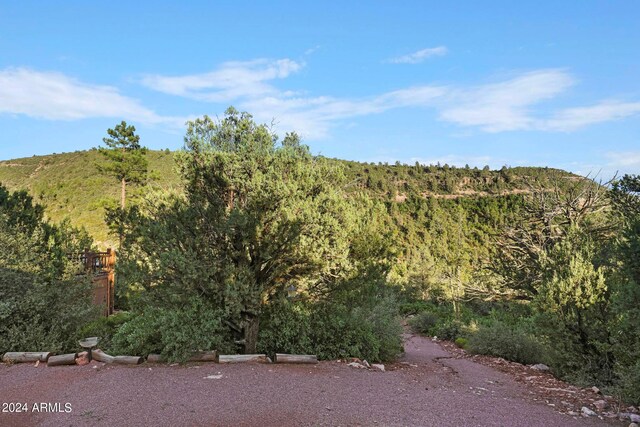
98,121,148,210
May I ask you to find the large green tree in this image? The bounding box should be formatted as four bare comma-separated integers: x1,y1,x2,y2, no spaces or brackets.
609,175,640,402
117,108,367,353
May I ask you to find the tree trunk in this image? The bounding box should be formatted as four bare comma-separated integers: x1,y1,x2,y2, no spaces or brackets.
47,354,77,367
114,355,142,365
146,354,164,363
243,316,259,354
92,349,115,364
217,354,270,363
121,177,126,209
2,352,51,363
188,350,217,362
274,354,318,364
119,177,126,249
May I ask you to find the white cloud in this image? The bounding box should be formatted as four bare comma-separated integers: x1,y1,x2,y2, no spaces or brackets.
605,150,640,168
388,47,448,64
241,85,446,139
3,59,639,143
140,59,640,138
141,59,304,102
557,151,640,179
438,70,575,132
543,101,640,131
0,67,183,126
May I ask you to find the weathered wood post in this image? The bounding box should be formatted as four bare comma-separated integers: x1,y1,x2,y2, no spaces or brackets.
106,248,116,316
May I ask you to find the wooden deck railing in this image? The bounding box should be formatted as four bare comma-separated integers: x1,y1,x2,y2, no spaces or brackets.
75,249,116,316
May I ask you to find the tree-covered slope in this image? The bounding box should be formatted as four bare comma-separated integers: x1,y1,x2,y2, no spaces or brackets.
0,149,578,248
0,149,179,247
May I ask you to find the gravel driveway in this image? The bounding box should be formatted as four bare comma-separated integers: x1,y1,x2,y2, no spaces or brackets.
0,333,619,426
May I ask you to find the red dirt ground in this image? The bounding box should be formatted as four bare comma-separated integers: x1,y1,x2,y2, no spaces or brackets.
0,333,626,426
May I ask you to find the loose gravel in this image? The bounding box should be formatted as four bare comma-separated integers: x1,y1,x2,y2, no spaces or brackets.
0,333,621,426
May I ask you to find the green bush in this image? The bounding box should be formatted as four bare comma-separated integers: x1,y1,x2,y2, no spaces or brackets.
76,312,132,353
258,296,403,362
0,185,97,355
257,301,312,356
408,311,439,334
618,360,640,405
467,321,545,365
309,297,403,362
455,337,468,348
400,300,435,315
0,270,96,354
432,319,465,341
111,299,235,362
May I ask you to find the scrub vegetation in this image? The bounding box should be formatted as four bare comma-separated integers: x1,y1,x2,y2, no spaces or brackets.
1,108,638,404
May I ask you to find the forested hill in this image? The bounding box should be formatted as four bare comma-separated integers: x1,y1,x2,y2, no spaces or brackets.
0,149,578,247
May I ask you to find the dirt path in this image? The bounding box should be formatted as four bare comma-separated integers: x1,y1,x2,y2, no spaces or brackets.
0,333,620,426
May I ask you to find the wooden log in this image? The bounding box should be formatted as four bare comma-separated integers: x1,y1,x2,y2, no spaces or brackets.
92,349,115,364
216,354,270,364
146,354,164,363
274,353,318,364
113,355,142,365
188,350,217,362
47,353,77,367
2,352,51,363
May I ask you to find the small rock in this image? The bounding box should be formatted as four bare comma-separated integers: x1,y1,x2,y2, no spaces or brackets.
75,351,89,366
620,413,640,423
629,423,638,427
347,362,366,369
204,374,223,380
362,360,371,368
371,364,385,372
593,400,607,411
531,363,550,371
567,411,578,416
581,406,597,417
591,386,600,394
400,362,418,368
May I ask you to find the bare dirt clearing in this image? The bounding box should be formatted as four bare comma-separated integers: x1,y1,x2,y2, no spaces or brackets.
0,333,622,427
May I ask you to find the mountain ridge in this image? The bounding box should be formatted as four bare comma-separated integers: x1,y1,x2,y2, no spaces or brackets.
0,149,578,248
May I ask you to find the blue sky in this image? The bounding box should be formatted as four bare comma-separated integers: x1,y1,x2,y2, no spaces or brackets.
1,1,639,178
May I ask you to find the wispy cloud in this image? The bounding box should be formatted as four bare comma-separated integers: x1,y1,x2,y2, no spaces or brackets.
542,101,640,131
605,150,640,168
438,70,575,132
240,86,446,139
388,47,448,64
143,60,640,139
7,59,638,142
141,59,304,102
0,67,184,126
142,58,448,138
